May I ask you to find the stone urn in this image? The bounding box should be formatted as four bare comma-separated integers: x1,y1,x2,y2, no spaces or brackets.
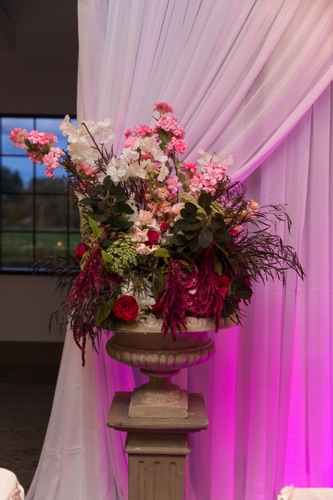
106,316,233,419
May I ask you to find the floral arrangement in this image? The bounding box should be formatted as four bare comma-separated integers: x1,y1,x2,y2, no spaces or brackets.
10,102,304,364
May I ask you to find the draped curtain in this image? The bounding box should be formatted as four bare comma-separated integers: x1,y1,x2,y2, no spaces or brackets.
27,1,333,499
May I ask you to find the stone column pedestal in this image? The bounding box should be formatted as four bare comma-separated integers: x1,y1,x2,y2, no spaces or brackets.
106,392,208,500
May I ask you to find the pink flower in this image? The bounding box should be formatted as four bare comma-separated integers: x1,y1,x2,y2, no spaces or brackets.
133,124,153,137
27,130,58,147
166,175,182,199
123,135,137,148
230,225,244,235
154,102,174,114
76,162,96,177
153,187,169,201
169,202,184,218
166,137,187,156
9,128,28,149
180,162,197,175
42,147,63,178
154,116,185,139
160,222,168,232
27,150,43,165
189,174,203,193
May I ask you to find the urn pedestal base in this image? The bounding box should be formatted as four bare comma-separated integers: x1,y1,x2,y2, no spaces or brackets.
106,392,208,500
128,370,188,418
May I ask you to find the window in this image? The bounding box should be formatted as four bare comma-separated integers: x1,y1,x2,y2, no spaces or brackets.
0,116,81,271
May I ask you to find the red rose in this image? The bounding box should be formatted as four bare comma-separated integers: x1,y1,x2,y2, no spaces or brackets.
152,300,164,316
217,274,231,297
113,295,139,321
74,242,87,259
147,230,160,246
160,222,168,232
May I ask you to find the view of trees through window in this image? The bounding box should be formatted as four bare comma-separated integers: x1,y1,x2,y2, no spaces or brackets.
0,116,80,270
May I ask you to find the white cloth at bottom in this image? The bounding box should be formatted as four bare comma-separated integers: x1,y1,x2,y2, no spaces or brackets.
278,486,333,500
0,468,25,500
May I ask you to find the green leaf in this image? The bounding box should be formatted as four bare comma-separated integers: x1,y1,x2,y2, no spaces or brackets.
198,230,213,248
112,185,126,201
158,129,172,145
198,193,212,214
103,175,112,190
80,198,98,207
189,237,200,252
114,201,135,215
95,298,115,326
161,236,172,246
88,216,101,238
101,239,113,248
111,216,133,230
211,216,226,230
101,249,113,263
215,257,223,276
153,247,170,258
170,234,188,246
181,204,198,220
213,229,232,244
173,219,201,232
177,171,187,187
93,213,111,222
185,233,197,241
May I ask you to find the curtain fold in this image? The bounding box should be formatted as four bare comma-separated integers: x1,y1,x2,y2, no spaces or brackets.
27,1,333,499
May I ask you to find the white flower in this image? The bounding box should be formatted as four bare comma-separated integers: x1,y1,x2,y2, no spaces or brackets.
130,227,149,243
59,115,78,142
94,118,114,144
138,210,154,225
67,138,99,164
157,163,169,182
59,116,115,165
120,147,140,163
136,244,160,255
106,157,128,184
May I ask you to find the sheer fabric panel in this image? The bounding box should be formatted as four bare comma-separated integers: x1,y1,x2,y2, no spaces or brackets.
26,1,333,499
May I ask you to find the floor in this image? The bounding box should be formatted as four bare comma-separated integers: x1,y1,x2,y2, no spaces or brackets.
0,364,59,495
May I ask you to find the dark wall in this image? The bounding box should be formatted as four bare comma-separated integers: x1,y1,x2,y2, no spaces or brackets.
0,0,78,115
0,0,78,342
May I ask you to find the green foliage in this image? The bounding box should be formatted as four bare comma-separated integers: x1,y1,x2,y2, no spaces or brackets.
167,193,232,255
79,181,134,233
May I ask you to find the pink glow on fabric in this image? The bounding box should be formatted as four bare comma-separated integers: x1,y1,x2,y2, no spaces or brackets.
27,1,333,499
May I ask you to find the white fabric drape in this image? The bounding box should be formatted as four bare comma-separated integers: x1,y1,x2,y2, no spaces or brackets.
27,1,333,499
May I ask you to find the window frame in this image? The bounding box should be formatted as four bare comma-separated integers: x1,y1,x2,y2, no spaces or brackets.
0,113,80,273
